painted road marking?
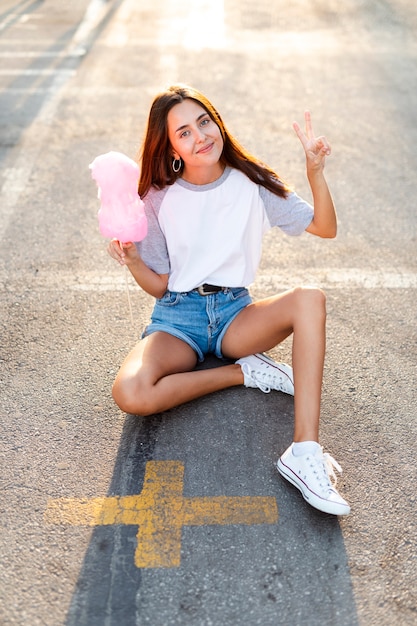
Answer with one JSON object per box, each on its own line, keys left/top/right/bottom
{"left": 0, "top": 69, "right": 76, "bottom": 76}
{"left": 2, "top": 269, "right": 416, "bottom": 293}
{"left": 44, "top": 460, "right": 278, "bottom": 568}
{"left": 0, "top": 51, "right": 84, "bottom": 57}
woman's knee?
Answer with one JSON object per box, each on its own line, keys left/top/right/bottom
{"left": 292, "top": 286, "right": 326, "bottom": 320}
{"left": 112, "top": 374, "right": 155, "bottom": 416}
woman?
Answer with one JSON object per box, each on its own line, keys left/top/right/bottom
{"left": 107, "top": 84, "right": 350, "bottom": 516}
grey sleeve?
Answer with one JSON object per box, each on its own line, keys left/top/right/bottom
{"left": 259, "top": 187, "right": 314, "bottom": 236}
{"left": 135, "top": 188, "right": 171, "bottom": 274}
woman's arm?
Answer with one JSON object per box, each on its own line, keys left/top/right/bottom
{"left": 293, "top": 111, "right": 337, "bottom": 238}
{"left": 107, "top": 239, "right": 168, "bottom": 298}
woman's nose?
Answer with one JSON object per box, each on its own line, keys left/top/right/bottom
{"left": 194, "top": 127, "right": 205, "bottom": 142}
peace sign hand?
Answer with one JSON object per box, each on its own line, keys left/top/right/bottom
{"left": 293, "top": 111, "right": 331, "bottom": 174}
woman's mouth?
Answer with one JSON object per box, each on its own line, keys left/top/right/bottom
{"left": 197, "top": 143, "right": 213, "bottom": 154}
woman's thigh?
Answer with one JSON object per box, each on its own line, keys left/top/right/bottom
{"left": 221, "top": 287, "right": 323, "bottom": 359}
{"left": 114, "top": 331, "right": 198, "bottom": 388}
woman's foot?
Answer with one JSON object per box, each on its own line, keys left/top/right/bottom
{"left": 276, "top": 443, "right": 350, "bottom": 516}
{"left": 236, "top": 353, "right": 294, "bottom": 395}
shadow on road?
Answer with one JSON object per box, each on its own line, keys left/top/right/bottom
{"left": 62, "top": 358, "right": 359, "bottom": 626}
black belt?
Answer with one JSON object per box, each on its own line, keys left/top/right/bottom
{"left": 195, "top": 283, "right": 224, "bottom": 296}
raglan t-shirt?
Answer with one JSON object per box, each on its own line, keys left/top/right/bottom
{"left": 136, "top": 167, "right": 313, "bottom": 292}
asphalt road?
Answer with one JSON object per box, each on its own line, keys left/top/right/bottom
{"left": 1, "top": 1, "right": 416, "bottom": 625}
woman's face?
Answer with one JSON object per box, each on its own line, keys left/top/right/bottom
{"left": 167, "top": 99, "right": 224, "bottom": 184}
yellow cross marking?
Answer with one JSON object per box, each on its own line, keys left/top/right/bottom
{"left": 45, "top": 460, "right": 278, "bottom": 568}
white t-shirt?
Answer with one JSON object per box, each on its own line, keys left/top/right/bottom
{"left": 136, "top": 167, "right": 313, "bottom": 292}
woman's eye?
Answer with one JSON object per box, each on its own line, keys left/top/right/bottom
{"left": 201, "top": 118, "right": 210, "bottom": 127}
{"left": 180, "top": 130, "right": 190, "bottom": 138}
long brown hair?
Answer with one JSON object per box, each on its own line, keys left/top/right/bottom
{"left": 138, "top": 84, "right": 290, "bottom": 199}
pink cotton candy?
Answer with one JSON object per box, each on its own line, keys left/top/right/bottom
{"left": 89, "top": 151, "right": 147, "bottom": 243}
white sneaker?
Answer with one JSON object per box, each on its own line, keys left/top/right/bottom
{"left": 276, "top": 444, "right": 351, "bottom": 516}
{"left": 236, "top": 353, "right": 294, "bottom": 395}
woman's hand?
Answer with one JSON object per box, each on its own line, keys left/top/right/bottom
{"left": 293, "top": 111, "right": 337, "bottom": 238}
{"left": 107, "top": 239, "right": 139, "bottom": 267}
{"left": 107, "top": 238, "right": 169, "bottom": 297}
{"left": 293, "top": 111, "right": 331, "bottom": 174}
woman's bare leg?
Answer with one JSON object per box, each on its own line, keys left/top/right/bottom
{"left": 112, "top": 286, "right": 326, "bottom": 433}
{"left": 221, "top": 286, "right": 326, "bottom": 442}
{"left": 112, "top": 331, "right": 244, "bottom": 416}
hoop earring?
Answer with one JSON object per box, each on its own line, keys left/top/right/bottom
{"left": 172, "top": 157, "right": 182, "bottom": 173}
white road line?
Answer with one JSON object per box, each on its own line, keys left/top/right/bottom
{"left": 0, "top": 39, "right": 74, "bottom": 45}
{"left": 255, "top": 270, "right": 417, "bottom": 290}
{"left": 1, "top": 270, "right": 416, "bottom": 293}
{"left": 0, "top": 32, "right": 341, "bottom": 54}
{"left": 3, "top": 86, "right": 140, "bottom": 94}
{"left": 0, "top": 271, "right": 138, "bottom": 293}
{"left": 0, "top": 51, "right": 85, "bottom": 58}
{"left": 0, "top": 4, "right": 44, "bottom": 31}
{"left": 70, "top": 0, "right": 109, "bottom": 51}
{"left": 0, "top": 14, "right": 21, "bottom": 33}
{"left": 0, "top": 69, "right": 76, "bottom": 76}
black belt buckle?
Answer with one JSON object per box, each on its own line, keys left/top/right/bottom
{"left": 197, "top": 283, "right": 222, "bottom": 296}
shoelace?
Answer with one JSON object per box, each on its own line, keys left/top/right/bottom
{"left": 323, "top": 452, "right": 343, "bottom": 488}
{"left": 242, "top": 363, "right": 286, "bottom": 393}
{"left": 307, "top": 450, "right": 343, "bottom": 493}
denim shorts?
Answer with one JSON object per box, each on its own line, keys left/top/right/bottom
{"left": 142, "top": 287, "right": 252, "bottom": 361}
